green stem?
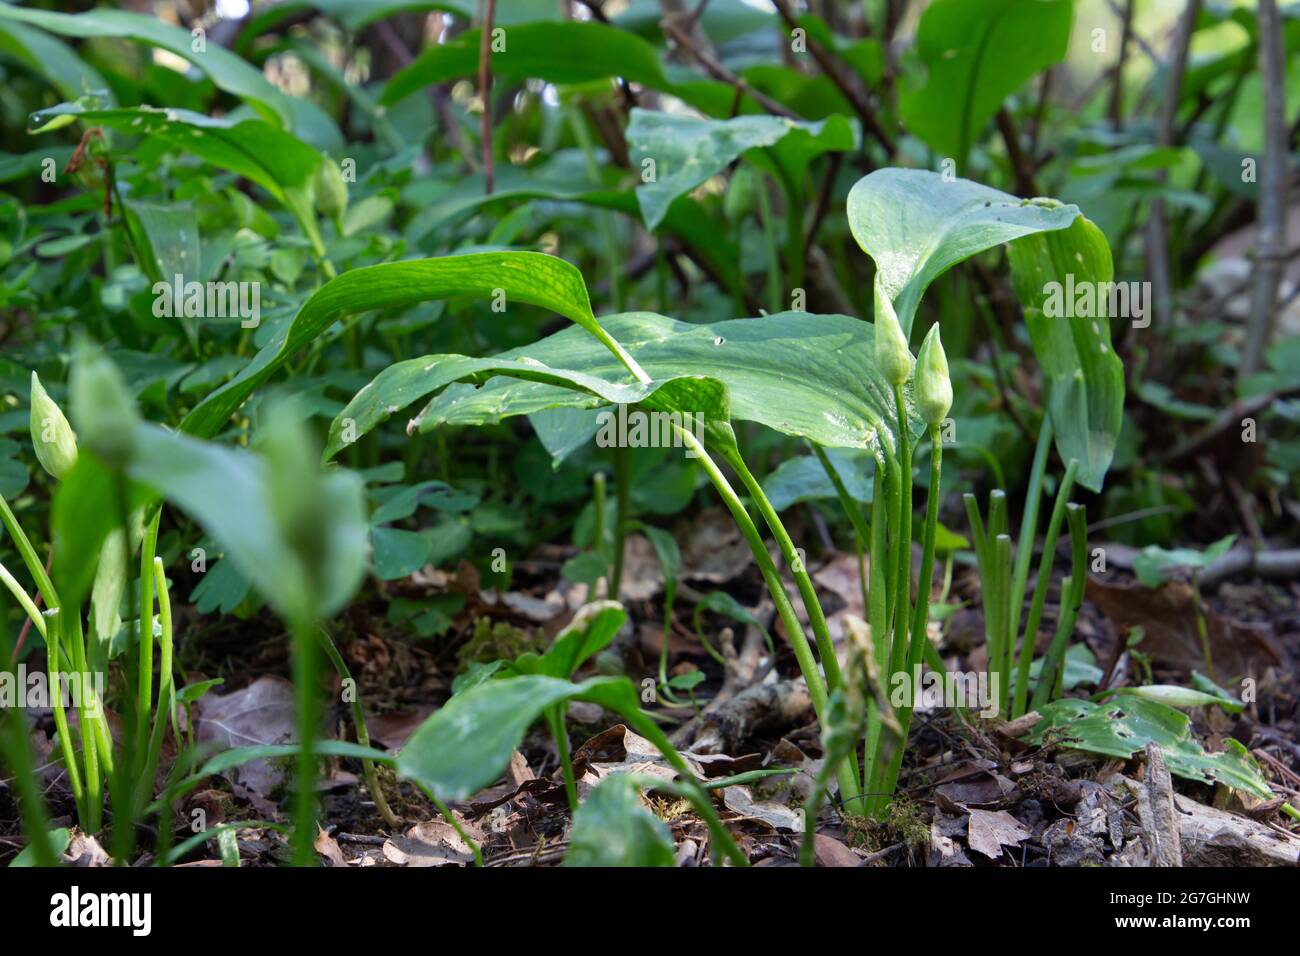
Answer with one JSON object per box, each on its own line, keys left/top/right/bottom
{"left": 1010, "top": 416, "right": 1053, "bottom": 640}
{"left": 290, "top": 614, "right": 320, "bottom": 866}
{"left": 875, "top": 428, "right": 943, "bottom": 814}
{"left": 1031, "top": 503, "right": 1088, "bottom": 711}
{"left": 548, "top": 705, "right": 578, "bottom": 814}
{"left": 678, "top": 427, "right": 862, "bottom": 813}
{"left": 719, "top": 445, "right": 844, "bottom": 694}
{"left": 888, "top": 385, "right": 913, "bottom": 678}
{"left": 1013, "top": 459, "right": 1077, "bottom": 718}
{"left": 862, "top": 462, "right": 890, "bottom": 800}
{"left": 0, "top": 620, "right": 56, "bottom": 865}
{"left": 316, "top": 625, "right": 399, "bottom": 828}
{"left": 134, "top": 507, "right": 161, "bottom": 779}
{"left": 610, "top": 444, "right": 629, "bottom": 597}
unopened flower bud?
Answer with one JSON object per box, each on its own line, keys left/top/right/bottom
{"left": 314, "top": 158, "right": 348, "bottom": 224}
{"left": 29, "top": 371, "right": 78, "bottom": 481}
{"left": 915, "top": 324, "right": 953, "bottom": 426}
{"left": 874, "top": 276, "right": 913, "bottom": 388}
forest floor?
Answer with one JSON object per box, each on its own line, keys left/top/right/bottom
{"left": 4, "top": 510, "right": 1298, "bottom": 867}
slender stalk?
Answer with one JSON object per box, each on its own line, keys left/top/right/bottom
{"left": 423, "top": 786, "right": 483, "bottom": 867}
{"left": 862, "top": 463, "right": 890, "bottom": 799}
{"left": 548, "top": 705, "right": 578, "bottom": 814}
{"left": 676, "top": 427, "right": 862, "bottom": 812}
{"left": 591, "top": 467, "right": 607, "bottom": 579}
{"left": 0, "top": 494, "right": 58, "bottom": 608}
{"left": 290, "top": 613, "right": 319, "bottom": 866}
{"left": 41, "top": 609, "right": 84, "bottom": 816}
{"left": 610, "top": 444, "right": 630, "bottom": 597}
{"left": 1031, "top": 503, "right": 1087, "bottom": 710}
{"left": 1013, "top": 459, "right": 1078, "bottom": 717}
{"left": 0, "top": 618, "right": 57, "bottom": 866}
{"left": 0, "top": 561, "right": 46, "bottom": 638}
{"left": 875, "top": 427, "right": 943, "bottom": 814}
{"left": 1010, "top": 416, "right": 1052, "bottom": 642}
{"left": 134, "top": 508, "right": 161, "bottom": 780}
{"left": 719, "top": 445, "right": 844, "bottom": 693}
{"left": 889, "top": 385, "right": 913, "bottom": 677}
{"left": 315, "top": 625, "right": 399, "bottom": 828}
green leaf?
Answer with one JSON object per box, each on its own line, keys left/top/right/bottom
{"left": 395, "top": 673, "right": 627, "bottom": 802}
{"left": 1132, "top": 534, "right": 1237, "bottom": 588}
{"left": 764, "top": 447, "right": 874, "bottom": 510}
{"left": 8, "top": 827, "right": 70, "bottom": 867}
{"left": 1110, "top": 685, "right": 1244, "bottom": 713}
{"left": 183, "top": 253, "right": 646, "bottom": 441}
{"left": 900, "top": 0, "right": 1073, "bottom": 162}
{"left": 370, "top": 526, "right": 431, "bottom": 581}
{"left": 29, "top": 104, "right": 321, "bottom": 210}
{"left": 341, "top": 311, "right": 910, "bottom": 462}
{"left": 0, "top": 5, "right": 292, "bottom": 126}
{"left": 382, "top": 21, "right": 670, "bottom": 108}
{"left": 190, "top": 560, "right": 252, "bottom": 616}
{"left": 527, "top": 602, "right": 627, "bottom": 680}
{"left": 565, "top": 773, "right": 675, "bottom": 867}
{"left": 124, "top": 422, "right": 367, "bottom": 620}
{"left": 1030, "top": 696, "right": 1274, "bottom": 799}
{"left": 561, "top": 550, "right": 610, "bottom": 588}
{"left": 847, "top": 168, "right": 1081, "bottom": 337}
{"left": 0, "top": 19, "right": 111, "bottom": 102}
{"left": 1007, "top": 215, "right": 1125, "bottom": 492}
{"left": 123, "top": 200, "right": 202, "bottom": 347}
{"left": 627, "top": 110, "right": 789, "bottom": 230}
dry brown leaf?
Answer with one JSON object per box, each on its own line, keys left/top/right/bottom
{"left": 813, "top": 834, "right": 859, "bottom": 867}
{"left": 192, "top": 675, "right": 296, "bottom": 795}
{"left": 382, "top": 820, "right": 479, "bottom": 867}
{"left": 966, "top": 808, "right": 1031, "bottom": 860}
{"left": 314, "top": 826, "right": 348, "bottom": 867}
{"left": 1086, "top": 577, "right": 1285, "bottom": 675}
{"left": 722, "top": 786, "right": 803, "bottom": 832}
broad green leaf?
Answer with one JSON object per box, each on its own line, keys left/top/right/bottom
{"left": 1110, "top": 685, "right": 1244, "bottom": 713}
{"left": 529, "top": 406, "right": 604, "bottom": 468}
{"left": 1030, "top": 697, "right": 1273, "bottom": 799}
{"left": 394, "top": 673, "right": 627, "bottom": 801}
{"left": 326, "top": 354, "right": 684, "bottom": 460}
{"left": 1007, "top": 215, "right": 1125, "bottom": 492}
{"left": 900, "top": 0, "right": 1073, "bottom": 162}
{"left": 1131, "top": 534, "right": 1237, "bottom": 588}
{"left": 182, "top": 252, "right": 648, "bottom": 440}
{"left": 343, "top": 311, "right": 910, "bottom": 462}
{"left": 123, "top": 199, "right": 202, "bottom": 347}
{"left": 764, "top": 447, "right": 874, "bottom": 510}
{"left": 382, "top": 21, "right": 670, "bottom": 108}
{"left": 8, "top": 828, "right": 70, "bottom": 867}
{"left": 404, "top": 169, "right": 741, "bottom": 295}
{"left": 123, "top": 422, "right": 367, "bottom": 620}
{"left": 627, "top": 110, "right": 790, "bottom": 230}
{"left": 28, "top": 103, "right": 321, "bottom": 214}
{"left": 0, "top": 19, "right": 111, "bottom": 102}
{"left": 240, "top": 1, "right": 562, "bottom": 57}
{"left": 51, "top": 453, "right": 147, "bottom": 612}
{"left": 370, "top": 526, "right": 431, "bottom": 581}
{"left": 565, "top": 773, "right": 675, "bottom": 867}
{"left": 536, "top": 602, "right": 627, "bottom": 680}
{"left": 848, "top": 169, "right": 1081, "bottom": 338}
{"left": 0, "top": 5, "right": 292, "bottom": 126}
{"left": 639, "top": 525, "right": 681, "bottom": 587}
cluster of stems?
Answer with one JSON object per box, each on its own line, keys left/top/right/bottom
{"left": 963, "top": 416, "right": 1088, "bottom": 720}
